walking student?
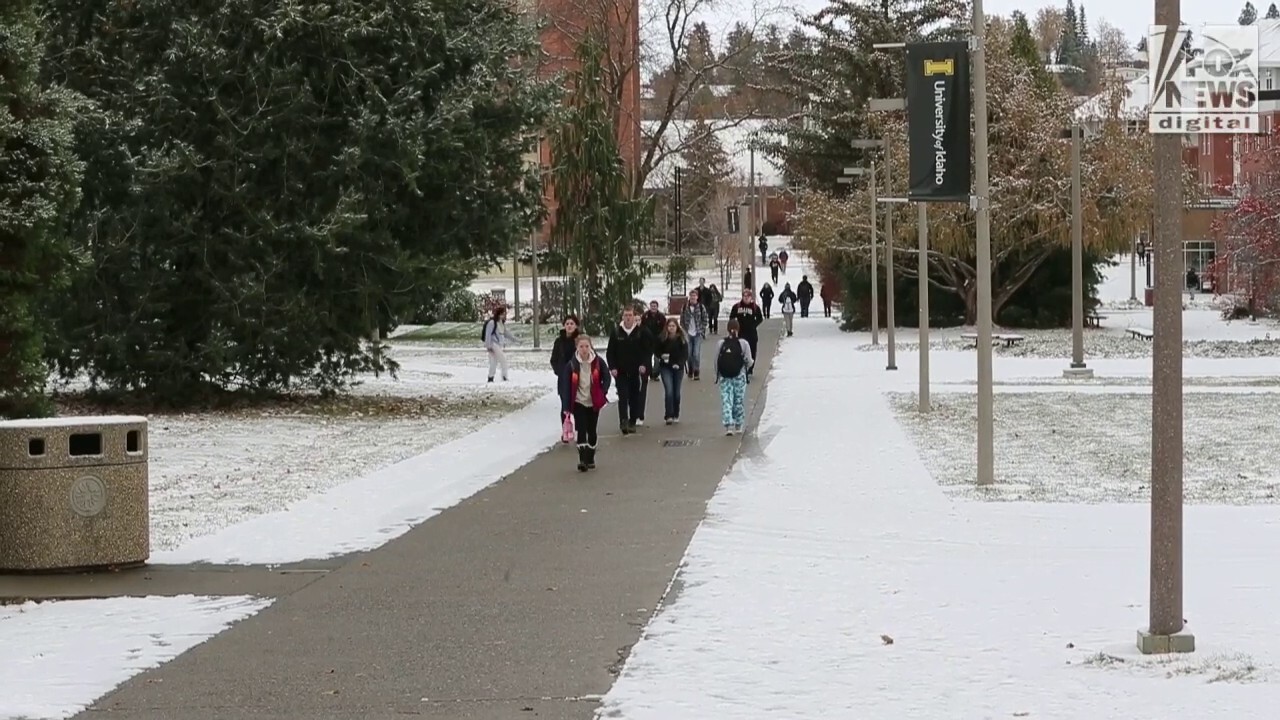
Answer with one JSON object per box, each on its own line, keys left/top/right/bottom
{"left": 706, "top": 283, "right": 723, "bottom": 334}
{"left": 778, "top": 283, "right": 797, "bottom": 336}
{"left": 820, "top": 282, "right": 834, "bottom": 317}
{"left": 769, "top": 256, "right": 781, "bottom": 284}
{"left": 715, "top": 320, "right": 754, "bottom": 435}
{"left": 779, "top": 248, "right": 789, "bottom": 274}
{"left": 558, "top": 335, "right": 611, "bottom": 472}
{"left": 482, "top": 306, "right": 517, "bottom": 382}
{"left": 549, "top": 314, "right": 581, "bottom": 427}
{"left": 729, "top": 289, "right": 764, "bottom": 381}
{"left": 655, "top": 318, "right": 689, "bottom": 424}
{"left": 606, "top": 306, "right": 653, "bottom": 433}
{"left": 759, "top": 282, "right": 774, "bottom": 318}
{"left": 797, "top": 275, "right": 815, "bottom": 318}
{"left": 681, "top": 289, "right": 708, "bottom": 380}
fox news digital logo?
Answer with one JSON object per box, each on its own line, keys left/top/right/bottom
{"left": 1148, "top": 24, "right": 1260, "bottom": 133}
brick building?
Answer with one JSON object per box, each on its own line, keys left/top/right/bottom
{"left": 527, "top": 0, "right": 642, "bottom": 245}
{"left": 1075, "top": 21, "right": 1280, "bottom": 293}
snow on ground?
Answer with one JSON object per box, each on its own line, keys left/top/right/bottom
{"left": 1, "top": 595, "right": 270, "bottom": 719}
{"left": 145, "top": 342, "right": 563, "bottom": 563}
{"left": 891, "top": 389, "right": 1280, "bottom": 503}
{"left": 598, "top": 319, "right": 1280, "bottom": 720}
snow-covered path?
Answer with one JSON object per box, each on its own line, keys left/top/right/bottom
{"left": 599, "top": 320, "right": 1280, "bottom": 719}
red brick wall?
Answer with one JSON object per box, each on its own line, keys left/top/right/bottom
{"left": 535, "top": 0, "right": 641, "bottom": 247}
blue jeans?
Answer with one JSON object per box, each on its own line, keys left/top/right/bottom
{"left": 687, "top": 335, "right": 703, "bottom": 375}
{"left": 659, "top": 365, "right": 684, "bottom": 418}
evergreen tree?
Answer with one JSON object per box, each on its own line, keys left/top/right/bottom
{"left": 42, "top": 0, "right": 554, "bottom": 398}
{"left": 1057, "top": 0, "right": 1081, "bottom": 65}
{"left": 1077, "top": 4, "right": 1089, "bottom": 43}
{"left": 1011, "top": 11, "right": 1055, "bottom": 90}
{"left": 1267, "top": 3, "right": 1279, "bottom": 19}
{"left": 1136, "top": 36, "right": 1147, "bottom": 52}
{"left": 677, "top": 115, "right": 732, "bottom": 251}
{"left": 1242, "top": 2, "right": 1259, "bottom": 23}
{"left": 550, "top": 30, "right": 652, "bottom": 333}
{"left": 765, "top": 0, "right": 968, "bottom": 189}
{"left": 0, "top": 0, "right": 83, "bottom": 416}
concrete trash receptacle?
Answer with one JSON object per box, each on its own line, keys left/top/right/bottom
{"left": 0, "top": 415, "right": 149, "bottom": 572}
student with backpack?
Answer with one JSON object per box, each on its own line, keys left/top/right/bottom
{"left": 778, "top": 283, "right": 797, "bottom": 336}
{"left": 482, "top": 306, "right": 517, "bottom": 382}
{"left": 714, "top": 320, "right": 754, "bottom": 435}
{"left": 557, "top": 335, "right": 611, "bottom": 472}
{"left": 605, "top": 306, "right": 653, "bottom": 433}
{"left": 729, "top": 289, "right": 764, "bottom": 380}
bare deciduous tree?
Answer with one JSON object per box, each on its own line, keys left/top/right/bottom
{"left": 1033, "top": 7, "right": 1066, "bottom": 62}
{"left": 539, "top": 0, "right": 785, "bottom": 198}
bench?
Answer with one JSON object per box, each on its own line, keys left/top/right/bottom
{"left": 1085, "top": 313, "right": 1107, "bottom": 328}
{"left": 1126, "top": 326, "right": 1153, "bottom": 340}
{"left": 959, "top": 333, "right": 1025, "bottom": 348}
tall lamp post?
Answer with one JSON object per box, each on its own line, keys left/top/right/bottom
{"left": 1138, "top": 6, "right": 1193, "bottom": 655}
{"left": 839, "top": 163, "right": 878, "bottom": 344}
{"left": 971, "top": 0, "right": 995, "bottom": 485}
{"left": 1063, "top": 124, "right": 1092, "bottom": 378}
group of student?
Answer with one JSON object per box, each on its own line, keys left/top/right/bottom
{"left": 548, "top": 285, "right": 766, "bottom": 472}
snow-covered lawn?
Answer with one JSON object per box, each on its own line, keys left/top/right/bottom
{"left": 891, "top": 390, "right": 1280, "bottom": 503}
{"left": 41, "top": 342, "right": 558, "bottom": 559}
{"left": 598, "top": 318, "right": 1280, "bottom": 720}
{"left": 1, "top": 595, "right": 270, "bottom": 719}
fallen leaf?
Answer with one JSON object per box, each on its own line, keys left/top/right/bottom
{"left": 881, "top": 634, "right": 894, "bottom": 645}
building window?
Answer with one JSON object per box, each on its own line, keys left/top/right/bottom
{"left": 1183, "top": 240, "right": 1216, "bottom": 290}
{"left": 1268, "top": 74, "right": 1274, "bottom": 90}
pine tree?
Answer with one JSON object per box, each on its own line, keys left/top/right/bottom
{"left": 1011, "top": 11, "right": 1055, "bottom": 90}
{"left": 0, "top": 0, "right": 83, "bottom": 416}
{"left": 1136, "top": 36, "right": 1147, "bottom": 52}
{"left": 550, "top": 30, "right": 652, "bottom": 332}
{"left": 1267, "top": 3, "right": 1279, "bottom": 18}
{"left": 42, "top": 0, "right": 555, "bottom": 398}
{"left": 1057, "top": 0, "right": 1081, "bottom": 65}
{"left": 1077, "top": 4, "right": 1089, "bottom": 42}
{"left": 765, "top": 0, "right": 968, "bottom": 188}
{"left": 677, "top": 115, "right": 732, "bottom": 251}
{"left": 1242, "top": 2, "right": 1258, "bottom": 24}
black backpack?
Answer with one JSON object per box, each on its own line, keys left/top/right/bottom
{"left": 717, "top": 338, "right": 745, "bottom": 378}
{"left": 480, "top": 319, "right": 493, "bottom": 343}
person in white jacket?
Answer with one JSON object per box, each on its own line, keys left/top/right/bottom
{"left": 483, "top": 306, "right": 518, "bottom": 382}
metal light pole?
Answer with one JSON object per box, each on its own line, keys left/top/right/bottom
{"left": 1139, "top": 3, "right": 1192, "bottom": 654}
{"left": 918, "top": 202, "right": 930, "bottom": 411}
{"left": 883, "top": 148, "right": 897, "bottom": 371}
{"left": 1065, "top": 124, "right": 1091, "bottom": 378}
{"left": 844, "top": 164, "right": 880, "bottom": 343}
{"left": 531, "top": 227, "right": 541, "bottom": 349}
{"left": 972, "top": 0, "right": 995, "bottom": 485}
{"left": 1130, "top": 239, "right": 1139, "bottom": 302}
{"left": 512, "top": 249, "right": 520, "bottom": 317}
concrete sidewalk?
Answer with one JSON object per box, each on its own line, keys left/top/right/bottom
{"left": 74, "top": 324, "right": 781, "bottom": 720}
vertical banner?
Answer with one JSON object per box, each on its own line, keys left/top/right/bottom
{"left": 905, "top": 41, "right": 971, "bottom": 202}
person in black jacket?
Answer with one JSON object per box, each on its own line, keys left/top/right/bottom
{"left": 728, "top": 289, "right": 764, "bottom": 380}
{"left": 605, "top": 306, "right": 653, "bottom": 434}
{"left": 654, "top": 318, "right": 690, "bottom": 423}
{"left": 796, "top": 276, "right": 815, "bottom": 318}
{"left": 759, "top": 283, "right": 774, "bottom": 318}
{"left": 639, "top": 300, "right": 666, "bottom": 406}
{"left": 548, "top": 315, "right": 581, "bottom": 423}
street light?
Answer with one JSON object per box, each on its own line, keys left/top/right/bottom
{"left": 860, "top": 124, "right": 899, "bottom": 371}
{"left": 1139, "top": 6, "right": 1193, "bottom": 655}
{"left": 843, "top": 163, "right": 879, "bottom": 344}
{"left": 1061, "top": 124, "right": 1092, "bottom": 378}
{"left": 972, "top": 0, "right": 995, "bottom": 485}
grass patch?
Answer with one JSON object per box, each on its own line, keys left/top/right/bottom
{"left": 50, "top": 387, "right": 537, "bottom": 419}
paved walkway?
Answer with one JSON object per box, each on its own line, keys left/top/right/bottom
{"left": 63, "top": 323, "right": 781, "bottom": 720}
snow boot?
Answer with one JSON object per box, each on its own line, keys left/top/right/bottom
{"left": 586, "top": 446, "right": 596, "bottom": 469}
{"left": 577, "top": 446, "right": 588, "bottom": 472}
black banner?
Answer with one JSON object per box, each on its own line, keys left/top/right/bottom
{"left": 906, "top": 41, "right": 971, "bottom": 202}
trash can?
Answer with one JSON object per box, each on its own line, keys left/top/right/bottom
{"left": 0, "top": 416, "right": 149, "bottom": 572}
